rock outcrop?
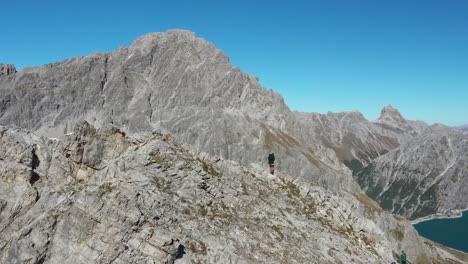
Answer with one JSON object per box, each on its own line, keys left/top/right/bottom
{"left": 377, "top": 104, "right": 410, "bottom": 131}
{"left": 0, "top": 64, "right": 16, "bottom": 77}
{"left": 0, "top": 123, "right": 466, "bottom": 263}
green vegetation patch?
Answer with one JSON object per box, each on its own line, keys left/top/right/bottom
{"left": 187, "top": 240, "right": 207, "bottom": 256}
{"left": 98, "top": 182, "right": 115, "bottom": 197}
{"left": 198, "top": 206, "right": 208, "bottom": 217}
{"left": 279, "top": 177, "right": 301, "bottom": 199}
{"left": 343, "top": 159, "right": 364, "bottom": 174}
{"left": 149, "top": 151, "right": 167, "bottom": 165}
{"left": 152, "top": 176, "right": 172, "bottom": 192}
{"left": 197, "top": 158, "right": 222, "bottom": 177}
{"left": 410, "top": 184, "right": 438, "bottom": 219}
{"left": 272, "top": 225, "right": 284, "bottom": 240}
{"left": 286, "top": 181, "right": 301, "bottom": 198}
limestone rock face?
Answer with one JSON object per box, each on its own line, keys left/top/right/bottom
{"left": 0, "top": 64, "right": 16, "bottom": 77}
{"left": 294, "top": 105, "right": 468, "bottom": 220}
{"left": 0, "top": 123, "right": 466, "bottom": 264}
{"left": 294, "top": 111, "right": 401, "bottom": 165}
{"left": 377, "top": 104, "right": 409, "bottom": 130}
{"left": 0, "top": 30, "right": 356, "bottom": 192}
{"left": 0, "top": 30, "right": 466, "bottom": 223}
{"left": 351, "top": 124, "right": 468, "bottom": 219}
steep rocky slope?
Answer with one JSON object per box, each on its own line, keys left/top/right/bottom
{"left": 294, "top": 105, "right": 427, "bottom": 167}
{"left": 1, "top": 123, "right": 467, "bottom": 263}
{"left": 350, "top": 124, "right": 468, "bottom": 219}
{"left": 295, "top": 105, "right": 468, "bottom": 220}
{"left": 0, "top": 30, "right": 466, "bottom": 222}
{"left": 0, "top": 30, "right": 354, "bottom": 192}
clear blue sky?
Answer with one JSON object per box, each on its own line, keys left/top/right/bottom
{"left": 1, "top": 0, "right": 467, "bottom": 126}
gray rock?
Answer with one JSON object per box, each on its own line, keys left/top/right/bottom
{"left": 0, "top": 123, "right": 466, "bottom": 263}
{"left": 0, "top": 29, "right": 465, "bottom": 224}
{"left": 455, "top": 124, "right": 468, "bottom": 132}
{"left": 351, "top": 124, "right": 468, "bottom": 219}
{"left": 0, "top": 30, "right": 356, "bottom": 193}
{"left": 0, "top": 64, "right": 16, "bottom": 77}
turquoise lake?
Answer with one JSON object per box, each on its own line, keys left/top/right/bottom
{"left": 414, "top": 211, "right": 468, "bottom": 253}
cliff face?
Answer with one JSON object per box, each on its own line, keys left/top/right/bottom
{"left": 0, "top": 64, "right": 16, "bottom": 77}
{"left": 0, "top": 123, "right": 466, "bottom": 264}
{"left": 0, "top": 30, "right": 356, "bottom": 192}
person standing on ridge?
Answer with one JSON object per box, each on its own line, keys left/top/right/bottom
{"left": 268, "top": 153, "right": 275, "bottom": 175}
{"left": 400, "top": 250, "right": 407, "bottom": 264}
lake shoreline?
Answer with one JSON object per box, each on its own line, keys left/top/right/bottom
{"left": 411, "top": 208, "right": 468, "bottom": 225}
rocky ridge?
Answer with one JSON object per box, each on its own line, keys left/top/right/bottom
{"left": 0, "top": 30, "right": 355, "bottom": 193}
{"left": 456, "top": 125, "right": 468, "bottom": 132}
{"left": 0, "top": 30, "right": 466, "bottom": 224}
{"left": 1, "top": 122, "right": 467, "bottom": 263}
{"left": 295, "top": 105, "right": 468, "bottom": 220}
{"left": 376, "top": 105, "right": 412, "bottom": 132}
{"left": 350, "top": 124, "right": 468, "bottom": 219}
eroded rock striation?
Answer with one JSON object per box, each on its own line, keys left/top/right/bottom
{"left": 351, "top": 124, "right": 468, "bottom": 219}
{"left": 0, "top": 30, "right": 467, "bottom": 233}
{"left": 0, "top": 30, "right": 356, "bottom": 192}
{"left": 294, "top": 105, "right": 468, "bottom": 220}
{"left": 0, "top": 123, "right": 466, "bottom": 263}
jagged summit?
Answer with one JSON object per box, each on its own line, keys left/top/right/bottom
{"left": 378, "top": 104, "right": 405, "bottom": 121}
{"left": 0, "top": 29, "right": 350, "bottom": 192}
{"left": 376, "top": 104, "right": 409, "bottom": 129}
{"left": 129, "top": 30, "right": 223, "bottom": 61}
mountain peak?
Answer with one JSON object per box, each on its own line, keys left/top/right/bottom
{"left": 128, "top": 29, "right": 231, "bottom": 70}
{"left": 130, "top": 30, "right": 205, "bottom": 51}
{"left": 377, "top": 104, "right": 408, "bottom": 128}
{"left": 456, "top": 124, "right": 468, "bottom": 132}
{"left": 135, "top": 29, "right": 196, "bottom": 42}
{"left": 380, "top": 104, "right": 399, "bottom": 115}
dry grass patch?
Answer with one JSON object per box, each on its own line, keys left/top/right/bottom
{"left": 354, "top": 192, "right": 383, "bottom": 215}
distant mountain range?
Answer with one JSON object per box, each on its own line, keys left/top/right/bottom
{"left": 456, "top": 125, "right": 468, "bottom": 132}
{"left": 1, "top": 30, "right": 467, "bottom": 262}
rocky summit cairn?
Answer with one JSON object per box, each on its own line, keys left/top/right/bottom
{"left": 0, "top": 64, "right": 16, "bottom": 77}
